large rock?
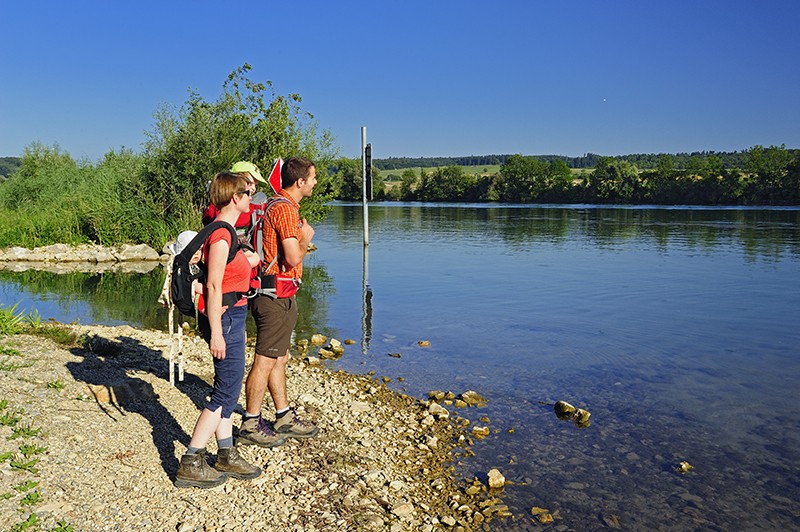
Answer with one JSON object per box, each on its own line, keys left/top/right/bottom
{"left": 114, "top": 244, "right": 160, "bottom": 261}
{"left": 0, "top": 243, "right": 160, "bottom": 263}
{"left": 487, "top": 468, "right": 505, "bottom": 489}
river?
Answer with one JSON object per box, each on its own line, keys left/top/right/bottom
{"left": 2, "top": 203, "right": 799, "bottom": 530}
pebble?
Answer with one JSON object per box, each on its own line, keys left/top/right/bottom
{"left": 0, "top": 325, "right": 509, "bottom": 531}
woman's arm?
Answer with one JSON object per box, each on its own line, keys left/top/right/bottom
{"left": 205, "top": 237, "right": 229, "bottom": 360}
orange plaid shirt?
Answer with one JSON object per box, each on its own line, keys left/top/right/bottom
{"left": 261, "top": 189, "right": 303, "bottom": 280}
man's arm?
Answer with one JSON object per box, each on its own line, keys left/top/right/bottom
{"left": 281, "top": 219, "right": 314, "bottom": 268}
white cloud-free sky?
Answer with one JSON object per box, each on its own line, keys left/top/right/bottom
{"left": 2, "top": 1, "right": 798, "bottom": 162}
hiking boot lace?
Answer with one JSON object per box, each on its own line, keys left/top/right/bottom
{"left": 256, "top": 416, "right": 277, "bottom": 436}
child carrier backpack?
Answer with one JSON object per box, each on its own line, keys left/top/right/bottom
{"left": 243, "top": 196, "right": 301, "bottom": 299}
{"left": 170, "top": 221, "right": 243, "bottom": 317}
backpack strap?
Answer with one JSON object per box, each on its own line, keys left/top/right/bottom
{"left": 178, "top": 221, "right": 238, "bottom": 265}
{"left": 179, "top": 221, "right": 244, "bottom": 316}
{"left": 252, "top": 196, "right": 299, "bottom": 298}
{"left": 259, "top": 196, "right": 294, "bottom": 269}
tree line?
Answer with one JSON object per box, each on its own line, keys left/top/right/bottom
{"left": 334, "top": 147, "right": 800, "bottom": 205}
{"left": 373, "top": 150, "right": 793, "bottom": 172}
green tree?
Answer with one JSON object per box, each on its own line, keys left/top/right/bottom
{"left": 417, "top": 166, "right": 473, "bottom": 201}
{"left": 586, "top": 158, "right": 639, "bottom": 203}
{"left": 398, "top": 169, "right": 418, "bottom": 200}
{"left": 744, "top": 144, "right": 796, "bottom": 203}
{"left": 140, "top": 63, "right": 336, "bottom": 227}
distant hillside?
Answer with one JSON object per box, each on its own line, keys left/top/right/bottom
{"left": 374, "top": 150, "right": 799, "bottom": 171}
{"left": 0, "top": 157, "right": 21, "bottom": 179}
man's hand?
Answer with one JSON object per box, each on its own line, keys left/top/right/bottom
{"left": 299, "top": 219, "right": 315, "bottom": 244}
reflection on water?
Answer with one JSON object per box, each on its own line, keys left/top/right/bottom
{"left": 0, "top": 267, "right": 169, "bottom": 328}
{"left": 1, "top": 204, "right": 799, "bottom": 530}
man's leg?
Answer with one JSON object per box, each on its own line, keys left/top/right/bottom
{"left": 244, "top": 354, "right": 276, "bottom": 416}
{"left": 238, "top": 295, "right": 289, "bottom": 448}
{"left": 266, "top": 351, "right": 290, "bottom": 412}
{"left": 239, "top": 355, "right": 287, "bottom": 448}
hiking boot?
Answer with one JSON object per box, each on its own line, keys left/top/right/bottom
{"left": 174, "top": 449, "right": 228, "bottom": 489}
{"left": 215, "top": 446, "right": 262, "bottom": 480}
{"left": 238, "top": 415, "right": 288, "bottom": 448}
{"left": 274, "top": 408, "right": 319, "bottom": 439}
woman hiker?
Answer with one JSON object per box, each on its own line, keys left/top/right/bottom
{"left": 175, "top": 171, "right": 263, "bottom": 488}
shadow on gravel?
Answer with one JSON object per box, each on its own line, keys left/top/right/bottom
{"left": 66, "top": 333, "right": 213, "bottom": 480}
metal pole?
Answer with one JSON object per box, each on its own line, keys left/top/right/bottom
{"left": 361, "top": 126, "right": 369, "bottom": 246}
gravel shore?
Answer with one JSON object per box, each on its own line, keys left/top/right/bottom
{"left": 0, "top": 323, "right": 508, "bottom": 531}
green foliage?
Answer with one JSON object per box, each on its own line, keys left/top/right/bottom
{"left": 0, "top": 64, "right": 336, "bottom": 249}
{"left": 1, "top": 346, "right": 21, "bottom": 356}
{"left": 141, "top": 63, "right": 337, "bottom": 226}
{"left": 14, "top": 480, "right": 39, "bottom": 492}
{"left": 416, "top": 166, "right": 483, "bottom": 201}
{"left": 27, "top": 324, "right": 80, "bottom": 346}
{"left": 0, "top": 303, "right": 25, "bottom": 335}
{"left": 9, "top": 456, "right": 39, "bottom": 473}
{"left": 586, "top": 158, "right": 640, "bottom": 203}
{"left": 0, "top": 156, "right": 22, "bottom": 178}
{"left": 46, "top": 379, "right": 66, "bottom": 391}
{"left": 0, "top": 359, "right": 34, "bottom": 372}
{"left": 8, "top": 423, "right": 42, "bottom": 440}
{"left": 11, "top": 513, "right": 39, "bottom": 532}
{"left": 18, "top": 443, "right": 47, "bottom": 458}
{"left": 329, "top": 157, "right": 361, "bottom": 200}
{"left": 0, "top": 408, "right": 23, "bottom": 426}
{"left": 50, "top": 521, "right": 75, "bottom": 532}
{"left": 20, "top": 490, "right": 40, "bottom": 506}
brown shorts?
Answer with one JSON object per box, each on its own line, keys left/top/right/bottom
{"left": 250, "top": 295, "right": 298, "bottom": 358}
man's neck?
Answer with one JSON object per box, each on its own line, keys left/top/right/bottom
{"left": 282, "top": 186, "right": 303, "bottom": 204}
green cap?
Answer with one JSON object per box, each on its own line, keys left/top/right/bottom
{"left": 230, "top": 161, "right": 265, "bottom": 183}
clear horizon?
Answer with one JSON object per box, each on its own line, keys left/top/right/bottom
{"left": 2, "top": 1, "right": 799, "bottom": 163}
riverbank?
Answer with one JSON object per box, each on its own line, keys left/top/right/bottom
{"left": 0, "top": 323, "right": 509, "bottom": 531}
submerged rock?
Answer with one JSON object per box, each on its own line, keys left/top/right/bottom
{"left": 554, "top": 400, "right": 576, "bottom": 417}
{"left": 472, "top": 426, "right": 490, "bottom": 439}
{"left": 311, "top": 334, "right": 327, "bottom": 345}
{"left": 459, "top": 390, "right": 488, "bottom": 407}
{"left": 487, "top": 469, "right": 505, "bottom": 489}
{"left": 428, "top": 390, "right": 446, "bottom": 401}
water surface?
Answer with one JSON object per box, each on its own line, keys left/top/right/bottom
{"left": 2, "top": 204, "right": 799, "bottom": 530}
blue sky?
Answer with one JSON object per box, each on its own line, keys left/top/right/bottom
{"left": 1, "top": 1, "right": 798, "bottom": 162}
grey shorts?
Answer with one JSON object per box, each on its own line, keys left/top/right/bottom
{"left": 249, "top": 295, "right": 297, "bottom": 358}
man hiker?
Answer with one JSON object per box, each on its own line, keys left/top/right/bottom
{"left": 238, "top": 156, "right": 320, "bottom": 447}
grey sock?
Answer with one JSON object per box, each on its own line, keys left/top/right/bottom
{"left": 186, "top": 446, "right": 203, "bottom": 455}
{"left": 217, "top": 437, "right": 233, "bottom": 449}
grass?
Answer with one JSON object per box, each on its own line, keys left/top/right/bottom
{"left": 0, "top": 346, "right": 21, "bottom": 356}
{"left": 0, "top": 398, "right": 74, "bottom": 530}
{"left": 0, "top": 359, "right": 35, "bottom": 372}
{"left": 19, "top": 443, "right": 48, "bottom": 458}
{"left": 0, "top": 303, "right": 25, "bottom": 335}
{"left": 46, "top": 379, "right": 66, "bottom": 391}
{"left": 9, "top": 424, "right": 42, "bottom": 440}
{"left": 14, "top": 481, "right": 39, "bottom": 492}
{"left": 0, "top": 408, "right": 23, "bottom": 426}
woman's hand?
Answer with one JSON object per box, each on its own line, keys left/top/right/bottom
{"left": 210, "top": 330, "right": 226, "bottom": 360}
